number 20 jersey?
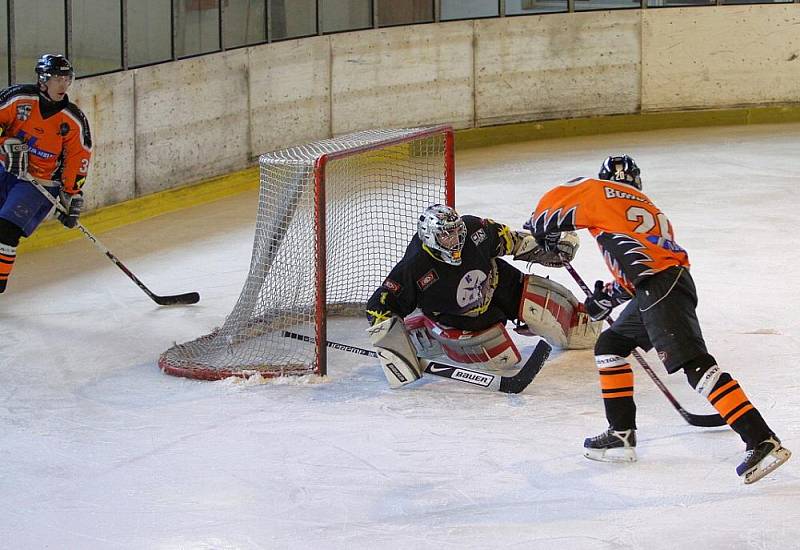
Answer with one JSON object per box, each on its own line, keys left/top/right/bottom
{"left": 529, "top": 177, "right": 690, "bottom": 294}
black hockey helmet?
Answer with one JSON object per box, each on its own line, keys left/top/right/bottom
{"left": 35, "top": 54, "right": 74, "bottom": 85}
{"left": 599, "top": 155, "right": 642, "bottom": 190}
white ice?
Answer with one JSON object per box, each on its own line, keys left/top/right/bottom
{"left": 2, "top": 123, "right": 799, "bottom": 549}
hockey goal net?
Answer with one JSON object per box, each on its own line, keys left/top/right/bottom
{"left": 159, "top": 125, "right": 455, "bottom": 380}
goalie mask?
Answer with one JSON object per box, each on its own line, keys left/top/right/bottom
{"left": 599, "top": 155, "right": 642, "bottom": 190}
{"left": 417, "top": 204, "right": 467, "bottom": 266}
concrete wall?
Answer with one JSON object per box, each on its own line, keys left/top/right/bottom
{"left": 331, "top": 22, "right": 475, "bottom": 133}
{"left": 642, "top": 6, "right": 800, "bottom": 112}
{"left": 73, "top": 72, "right": 136, "bottom": 211}
{"left": 248, "top": 37, "right": 331, "bottom": 155}
{"left": 134, "top": 51, "right": 251, "bottom": 196}
{"left": 67, "top": 4, "right": 800, "bottom": 211}
{"left": 474, "top": 11, "right": 641, "bottom": 126}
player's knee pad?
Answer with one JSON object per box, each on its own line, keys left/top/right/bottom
{"left": 405, "top": 314, "right": 521, "bottom": 370}
{"left": 594, "top": 329, "right": 638, "bottom": 358}
{"left": 518, "top": 274, "right": 601, "bottom": 349}
{"left": 681, "top": 353, "right": 722, "bottom": 397}
{"left": 0, "top": 218, "right": 23, "bottom": 246}
{"left": 367, "top": 316, "right": 423, "bottom": 389}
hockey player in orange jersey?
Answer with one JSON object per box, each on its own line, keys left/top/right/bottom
{"left": 526, "top": 155, "right": 790, "bottom": 484}
{"left": 0, "top": 54, "right": 92, "bottom": 292}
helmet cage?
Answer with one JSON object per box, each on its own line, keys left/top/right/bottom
{"left": 418, "top": 205, "right": 467, "bottom": 265}
{"left": 599, "top": 155, "right": 642, "bottom": 190}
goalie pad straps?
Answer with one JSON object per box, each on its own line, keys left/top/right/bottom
{"left": 518, "top": 274, "right": 601, "bottom": 349}
{"left": 404, "top": 315, "right": 445, "bottom": 359}
{"left": 2, "top": 138, "right": 29, "bottom": 177}
{"left": 367, "top": 316, "right": 423, "bottom": 389}
{"left": 404, "top": 314, "right": 521, "bottom": 370}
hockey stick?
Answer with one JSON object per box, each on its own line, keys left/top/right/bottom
{"left": 282, "top": 330, "right": 552, "bottom": 394}
{"left": 28, "top": 177, "right": 200, "bottom": 306}
{"left": 562, "top": 260, "right": 725, "bottom": 427}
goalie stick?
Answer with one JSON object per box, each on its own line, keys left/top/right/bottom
{"left": 282, "top": 331, "right": 552, "bottom": 394}
{"left": 562, "top": 260, "right": 725, "bottom": 428}
{"left": 28, "top": 177, "right": 200, "bottom": 306}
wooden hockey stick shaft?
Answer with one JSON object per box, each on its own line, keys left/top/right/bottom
{"left": 281, "top": 330, "right": 551, "bottom": 394}
{"left": 27, "top": 177, "right": 199, "bottom": 306}
{"left": 562, "top": 260, "right": 725, "bottom": 427}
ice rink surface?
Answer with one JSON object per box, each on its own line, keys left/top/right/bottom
{"left": 2, "top": 123, "right": 799, "bottom": 549}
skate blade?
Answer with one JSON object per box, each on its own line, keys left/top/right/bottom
{"left": 584, "top": 447, "right": 637, "bottom": 463}
{"left": 743, "top": 446, "right": 792, "bottom": 485}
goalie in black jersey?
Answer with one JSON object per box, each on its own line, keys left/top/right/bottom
{"left": 365, "top": 204, "right": 601, "bottom": 390}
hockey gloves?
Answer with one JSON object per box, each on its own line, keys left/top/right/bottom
{"left": 57, "top": 191, "right": 83, "bottom": 229}
{"left": 1, "top": 138, "right": 29, "bottom": 177}
{"left": 536, "top": 232, "right": 562, "bottom": 253}
{"left": 584, "top": 280, "right": 630, "bottom": 321}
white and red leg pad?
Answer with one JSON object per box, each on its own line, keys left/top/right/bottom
{"left": 404, "top": 314, "right": 521, "bottom": 370}
{"left": 367, "top": 316, "right": 423, "bottom": 389}
{"left": 518, "top": 274, "right": 601, "bottom": 350}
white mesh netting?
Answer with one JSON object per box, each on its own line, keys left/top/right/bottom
{"left": 159, "top": 126, "right": 453, "bottom": 380}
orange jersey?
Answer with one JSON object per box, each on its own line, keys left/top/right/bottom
{"left": 0, "top": 84, "right": 92, "bottom": 194}
{"left": 529, "top": 177, "right": 690, "bottom": 294}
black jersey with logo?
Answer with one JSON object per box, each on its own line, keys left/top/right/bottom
{"left": 366, "top": 215, "right": 523, "bottom": 330}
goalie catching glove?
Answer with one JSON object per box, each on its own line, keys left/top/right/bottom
{"left": 513, "top": 230, "right": 579, "bottom": 267}
{"left": 56, "top": 191, "right": 83, "bottom": 229}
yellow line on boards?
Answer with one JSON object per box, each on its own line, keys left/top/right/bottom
{"left": 19, "top": 167, "right": 260, "bottom": 254}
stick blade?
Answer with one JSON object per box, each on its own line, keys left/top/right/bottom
{"left": 499, "top": 339, "right": 552, "bottom": 394}
{"left": 153, "top": 292, "right": 200, "bottom": 306}
{"left": 683, "top": 411, "right": 726, "bottom": 427}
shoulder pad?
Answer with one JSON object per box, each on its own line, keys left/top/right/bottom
{"left": 65, "top": 102, "right": 93, "bottom": 148}
{"left": 0, "top": 84, "right": 39, "bottom": 106}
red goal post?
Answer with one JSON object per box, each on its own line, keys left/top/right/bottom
{"left": 159, "top": 125, "right": 455, "bottom": 380}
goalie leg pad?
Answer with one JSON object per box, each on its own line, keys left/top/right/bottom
{"left": 404, "top": 314, "right": 445, "bottom": 359}
{"left": 568, "top": 304, "right": 603, "bottom": 350}
{"left": 518, "top": 274, "right": 601, "bottom": 349}
{"left": 367, "top": 316, "right": 423, "bottom": 389}
{"left": 406, "top": 315, "right": 521, "bottom": 370}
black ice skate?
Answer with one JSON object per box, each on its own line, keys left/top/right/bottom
{"left": 584, "top": 428, "right": 637, "bottom": 463}
{"left": 736, "top": 436, "right": 791, "bottom": 485}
